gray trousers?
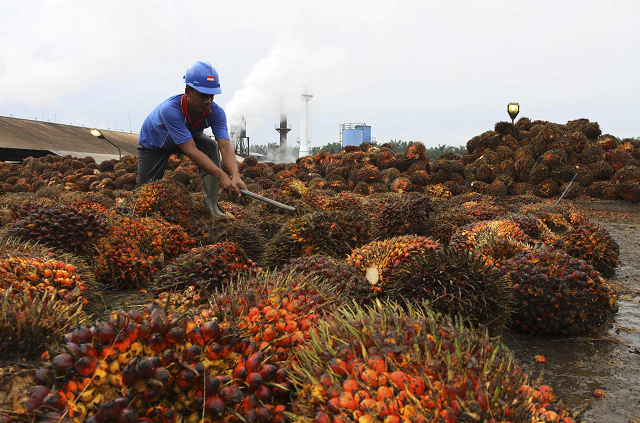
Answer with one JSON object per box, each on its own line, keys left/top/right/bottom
{"left": 137, "top": 133, "right": 221, "bottom": 186}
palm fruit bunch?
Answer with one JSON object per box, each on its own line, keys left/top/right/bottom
{"left": 458, "top": 200, "right": 508, "bottom": 221}
{"left": 93, "top": 216, "right": 194, "bottom": 288}
{"left": 383, "top": 248, "right": 513, "bottom": 330}
{"left": 370, "top": 193, "right": 433, "bottom": 240}
{"left": 153, "top": 242, "right": 259, "bottom": 293}
{"left": 450, "top": 220, "right": 530, "bottom": 253}
{"left": 465, "top": 226, "right": 533, "bottom": 269}
{"left": 59, "top": 191, "right": 116, "bottom": 214}
{"left": 196, "top": 219, "right": 267, "bottom": 264}
{"left": 424, "top": 183, "right": 452, "bottom": 199}
{"left": 424, "top": 206, "right": 476, "bottom": 246}
{"left": 263, "top": 210, "right": 371, "bottom": 269}
{"left": 132, "top": 180, "right": 194, "bottom": 227}
{"left": 504, "top": 247, "right": 618, "bottom": 335}
{"left": 508, "top": 214, "right": 557, "bottom": 244}
{"left": 553, "top": 222, "right": 620, "bottom": 277}
{"left": 390, "top": 177, "right": 412, "bottom": 193}
{"left": 324, "top": 192, "right": 365, "bottom": 213}
{"left": 278, "top": 255, "right": 372, "bottom": 301}
{"left": 14, "top": 303, "right": 295, "bottom": 423}
{"left": 206, "top": 271, "right": 340, "bottom": 365}
{"left": 292, "top": 301, "right": 575, "bottom": 423}
{"left": 617, "top": 180, "right": 640, "bottom": 202}
{"left": 7, "top": 204, "right": 109, "bottom": 255}
{"left": 278, "top": 178, "right": 310, "bottom": 198}
{"left": 347, "top": 235, "right": 440, "bottom": 292}
{"left": 518, "top": 203, "right": 575, "bottom": 235}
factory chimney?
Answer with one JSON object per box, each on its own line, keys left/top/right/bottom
{"left": 300, "top": 93, "right": 313, "bottom": 158}
{"left": 275, "top": 113, "right": 291, "bottom": 161}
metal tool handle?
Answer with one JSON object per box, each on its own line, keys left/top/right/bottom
{"left": 240, "top": 189, "right": 297, "bottom": 212}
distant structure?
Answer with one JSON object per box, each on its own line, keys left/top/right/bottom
{"left": 275, "top": 112, "right": 291, "bottom": 160}
{"left": 340, "top": 123, "right": 372, "bottom": 148}
{"left": 229, "top": 117, "right": 250, "bottom": 157}
{"left": 299, "top": 93, "right": 313, "bottom": 158}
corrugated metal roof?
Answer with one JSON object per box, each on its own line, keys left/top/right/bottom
{"left": 0, "top": 116, "right": 140, "bottom": 157}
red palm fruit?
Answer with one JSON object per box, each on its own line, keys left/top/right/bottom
{"left": 374, "top": 401, "right": 389, "bottom": 417}
{"left": 359, "top": 398, "right": 377, "bottom": 411}
{"left": 276, "top": 368, "right": 287, "bottom": 382}
{"left": 244, "top": 409, "right": 257, "bottom": 422}
{"left": 338, "top": 392, "right": 357, "bottom": 410}
{"left": 273, "top": 381, "right": 293, "bottom": 400}
{"left": 327, "top": 398, "right": 340, "bottom": 413}
{"left": 255, "top": 406, "right": 270, "bottom": 422}
{"left": 121, "top": 363, "right": 138, "bottom": 387}
{"left": 246, "top": 355, "right": 262, "bottom": 373}
{"left": 202, "top": 321, "right": 221, "bottom": 342}
{"left": 96, "top": 324, "right": 116, "bottom": 343}
{"left": 367, "top": 356, "right": 386, "bottom": 373}
{"left": 239, "top": 394, "right": 260, "bottom": 411}
{"left": 118, "top": 408, "right": 138, "bottom": 423}
{"left": 161, "top": 349, "right": 176, "bottom": 367}
{"left": 326, "top": 387, "right": 340, "bottom": 399}
{"left": 142, "top": 387, "right": 160, "bottom": 403}
{"left": 320, "top": 373, "right": 332, "bottom": 387}
{"left": 149, "top": 334, "right": 167, "bottom": 352}
{"left": 124, "top": 324, "right": 139, "bottom": 343}
{"left": 41, "top": 392, "right": 67, "bottom": 411}
{"left": 76, "top": 343, "right": 96, "bottom": 358}
{"left": 152, "top": 367, "right": 172, "bottom": 386}
{"left": 176, "top": 369, "right": 195, "bottom": 388}
{"left": 246, "top": 372, "right": 263, "bottom": 391}
{"left": 342, "top": 378, "right": 359, "bottom": 394}
{"left": 150, "top": 312, "right": 169, "bottom": 335}
{"left": 148, "top": 356, "right": 163, "bottom": 369}
{"left": 74, "top": 356, "right": 96, "bottom": 377}
{"left": 206, "top": 342, "right": 223, "bottom": 359}
{"left": 221, "top": 386, "right": 243, "bottom": 405}
{"left": 408, "top": 377, "right": 425, "bottom": 396}
{"left": 388, "top": 399, "right": 402, "bottom": 416}
{"left": 383, "top": 416, "right": 400, "bottom": 423}
{"left": 315, "top": 411, "right": 330, "bottom": 423}
{"left": 22, "top": 397, "right": 40, "bottom": 414}
{"left": 256, "top": 384, "right": 272, "bottom": 402}
{"left": 114, "top": 333, "right": 131, "bottom": 352}
{"left": 130, "top": 310, "right": 143, "bottom": 322}
{"left": 165, "top": 327, "right": 186, "bottom": 344}
{"left": 52, "top": 354, "right": 73, "bottom": 376}
{"left": 216, "top": 375, "right": 231, "bottom": 386}
{"left": 205, "top": 377, "right": 221, "bottom": 397}
{"left": 328, "top": 358, "right": 347, "bottom": 376}
{"left": 29, "top": 385, "right": 50, "bottom": 402}
{"left": 188, "top": 327, "right": 204, "bottom": 346}
{"left": 354, "top": 390, "right": 370, "bottom": 403}
{"left": 376, "top": 386, "right": 393, "bottom": 401}
{"left": 389, "top": 371, "right": 409, "bottom": 390}
{"left": 233, "top": 366, "right": 248, "bottom": 383}
{"left": 184, "top": 345, "right": 202, "bottom": 360}
{"left": 360, "top": 369, "right": 378, "bottom": 388}
{"left": 136, "top": 359, "right": 154, "bottom": 379}
{"left": 72, "top": 327, "right": 93, "bottom": 343}
{"left": 205, "top": 397, "right": 225, "bottom": 418}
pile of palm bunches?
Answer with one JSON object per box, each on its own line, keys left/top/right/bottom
{"left": 60, "top": 191, "right": 116, "bottom": 214}
{"left": 204, "top": 272, "right": 340, "bottom": 366}
{"left": 263, "top": 210, "right": 371, "bottom": 269}
{"left": 153, "top": 242, "right": 259, "bottom": 293}
{"left": 13, "top": 303, "right": 299, "bottom": 423}
{"left": 278, "top": 255, "right": 372, "bottom": 302}
{"left": 7, "top": 204, "right": 109, "bottom": 255}
{"left": 132, "top": 180, "right": 194, "bottom": 227}
{"left": 553, "top": 222, "right": 620, "bottom": 277}
{"left": 383, "top": 248, "right": 514, "bottom": 330}
{"left": 347, "top": 235, "right": 440, "bottom": 291}
{"left": 292, "top": 301, "right": 575, "bottom": 423}
{"left": 370, "top": 193, "right": 433, "bottom": 240}
{"left": 504, "top": 247, "right": 618, "bottom": 335}
{"left": 93, "top": 216, "right": 194, "bottom": 288}
{"left": 194, "top": 219, "right": 267, "bottom": 264}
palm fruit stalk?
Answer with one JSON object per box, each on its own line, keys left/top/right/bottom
{"left": 290, "top": 300, "right": 576, "bottom": 423}
{"left": 553, "top": 222, "right": 620, "bottom": 277}
{"left": 382, "top": 248, "right": 513, "bottom": 331}
{"left": 370, "top": 193, "right": 433, "bottom": 240}
{"left": 504, "top": 247, "right": 618, "bottom": 335}
{"left": 347, "top": 235, "right": 440, "bottom": 292}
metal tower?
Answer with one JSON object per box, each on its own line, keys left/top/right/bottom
{"left": 299, "top": 93, "right": 313, "bottom": 158}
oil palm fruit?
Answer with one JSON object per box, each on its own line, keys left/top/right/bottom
{"left": 370, "top": 193, "right": 433, "bottom": 240}
{"left": 553, "top": 222, "right": 620, "bottom": 277}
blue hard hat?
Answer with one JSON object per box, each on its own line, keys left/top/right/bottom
{"left": 183, "top": 61, "right": 222, "bottom": 95}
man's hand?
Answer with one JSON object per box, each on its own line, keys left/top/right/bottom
{"left": 229, "top": 175, "right": 248, "bottom": 196}
{"left": 217, "top": 171, "right": 233, "bottom": 193}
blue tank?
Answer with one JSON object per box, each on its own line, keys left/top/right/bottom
{"left": 343, "top": 128, "right": 364, "bottom": 147}
{"left": 355, "top": 125, "right": 371, "bottom": 143}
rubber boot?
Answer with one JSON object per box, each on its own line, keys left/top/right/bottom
{"left": 202, "top": 174, "right": 232, "bottom": 220}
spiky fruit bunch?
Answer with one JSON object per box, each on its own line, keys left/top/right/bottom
{"left": 371, "top": 193, "right": 433, "bottom": 240}
{"left": 618, "top": 181, "right": 640, "bottom": 202}
{"left": 16, "top": 303, "right": 294, "bottom": 423}
{"left": 60, "top": 191, "right": 116, "bottom": 214}
{"left": 508, "top": 214, "right": 556, "bottom": 243}
{"left": 391, "top": 177, "right": 412, "bottom": 193}
{"left": 383, "top": 248, "right": 513, "bottom": 329}
{"left": 425, "top": 183, "right": 452, "bottom": 199}
{"left": 263, "top": 210, "right": 371, "bottom": 268}
{"left": 153, "top": 242, "right": 258, "bottom": 292}
{"left": 279, "top": 255, "right": 371, "bottom": 300}
{"left": 347, "top": 235, "right": 440, "bottom": 290}
{"left": 93, "top": 216, "right": 194, "bottom": 288}
{"left": 553, "top": 223, "right": 620, "bottom": 277}
{"left": 504, "top": 247, "right": 618, "bottom": 335}
{"left": 519, "top": 203, "right": 576, "bottom": 234}
{"left": 458, "top": 200, "right": 508, "bottom": 221}
{"left": 409, "top": 169, "right": 430, "bottom": 187}
{"left": 7, "top": 204, "right": 108, "bottom": 255}
{"left": 277, "top": 178, "right": 309, "bottom": 198}
{"left": 133, "top": 180, "right": 194, "bottom": 226}
{"left": 450, "top": 220, "right": 529, "bottom": 253}
{"left": 354, "top": 165, "right": 382, "bottom": 184}
{"left": 293, "top": 301, "right": 575, "bottom": 423}
{"left": 196, "top": 219, "right": 267, "bottom": 263}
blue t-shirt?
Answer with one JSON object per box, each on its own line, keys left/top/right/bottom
{"left": 139, "top": 94, "right": 230, "bottom": 150}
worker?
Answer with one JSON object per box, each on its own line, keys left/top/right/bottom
{"left": 137, "top": 60, "right": 246, "bottom": 220}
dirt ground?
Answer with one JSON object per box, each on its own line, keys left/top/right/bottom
{"left": 503, "top": 200, "right": 640, "bottom": 423}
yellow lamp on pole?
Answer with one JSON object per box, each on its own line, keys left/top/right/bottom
{"left": 507, "top": 103, "right": 520, "bottom": 140}
{"left": 90, "top": 128, "right": 121, "bottom": 160}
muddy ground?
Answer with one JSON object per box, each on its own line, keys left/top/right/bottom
{"left": 503, "top": 200, "right": 640, "bottom": 423}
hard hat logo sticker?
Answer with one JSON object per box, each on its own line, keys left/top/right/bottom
{"left": 207, "top": 76, "right": 215, "bottom": 81}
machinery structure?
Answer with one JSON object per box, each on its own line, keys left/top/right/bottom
{"left": 229, "top": 117, "right": 250, "bottom": 157}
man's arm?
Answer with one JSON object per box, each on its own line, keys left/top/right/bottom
{"left": 178, "top": 139, "right": 232, "bottom": 190}
{"left": 217, "top": 138, "right": 247, "bottom": 196}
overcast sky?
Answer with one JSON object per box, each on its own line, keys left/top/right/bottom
{"left": 1, "top": 0, "right": 638, "bottom": 150}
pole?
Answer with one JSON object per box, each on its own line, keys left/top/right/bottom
{"left": 556, "top": 173, "right": 578, "bottom": 205}
{"left": 239, "top": 189, "right": 296, "bottom": 212}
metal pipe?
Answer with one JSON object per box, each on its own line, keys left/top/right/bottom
{"left": 556, "top": 173, "right": 578, "bottom": 204}
{"left": 239, "top": 189, "right": 296, "bottom": 212}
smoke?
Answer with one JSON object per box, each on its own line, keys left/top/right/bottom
{"left": 224, "top": 31, "right": 347, "bottom": 160}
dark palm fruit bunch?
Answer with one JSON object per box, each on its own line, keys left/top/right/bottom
{"left": 618, "top": 181, "right": 640, "bottom": 203}
{"left": 371, "top": 193, "right": 433, "bottom": 240}
{"left": 504, "top": 247, "right": 618, "bottom": 335}
{"left": 279, "top": 255, "right": 372, "bottom": 302}
{"left": 409, "top": 169, "right": 430, "bottom": 187}
{"left": 384, "top": 248, "right": 513, "bottom": 330}
{"left": 586, "top": 180, "right": 619, "bottom": 200}
{"left": 292, "top": 301, "right": 576, "bottom": 423}
{"left": 197, "top": 219, "right": 267, "bottom": 264}
{"left": 391, "top": 177, "right": 412, "bottom": 193}
{"left": 458, "top": 200, "right": 508, "bottom": 221}
{"left": 406, "top": 141, "right": 427, "bottom": 160}
{"left": 553, "top": 223, "right": 620, "bottom": 277}
{"left": 154, "top": 241, "right": 259, "bottom": 293}
{"left": 450, "top": 220, "right": 529, "bottom": 253}
{"left": 509, "top": 214, "right": 556, "bottom": 243}
{"left": 133, "top": 180, "right": 194, "bottom": 227}
{"left": 14, "top": 303, "right": 295, "bottom": 423}
{"left": 7, "top": 204, "right": 108, "bottom": 255}
{"left": 263, "top": 210, "right": 371, "bottom": 269}
{"left": 347, "top": 235, "right": 440, "bottom": 292}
